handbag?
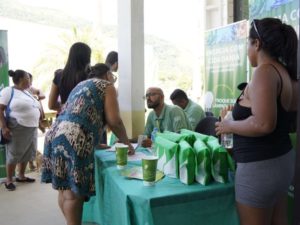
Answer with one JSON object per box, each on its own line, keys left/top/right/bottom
{"left": 0, "top": 88, "right": 14, "bottom": 145}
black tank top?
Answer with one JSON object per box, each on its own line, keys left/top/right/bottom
{"left": 232, "top": 65, "right": 293, "bottom": 162}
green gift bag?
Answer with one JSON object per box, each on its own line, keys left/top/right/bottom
{"left": 157, "top": 131, "right": 195, "bottom": 146}
{"left": 180, "top": 129, "right": 209, "bottom": 142}
{"left": 178, "top": 140, "right": 196, "bottom": 185}
{"left": 205, "top": 136, "right": 229, "bottom": 183}
{"left": 193, "top": 139, "right": 212, "bottom": 185}
{"left": 0, "top": 145, "right": 6, "bottom": 178}
{"left": 155, "top": 136, "right": 179, "bottom": 178}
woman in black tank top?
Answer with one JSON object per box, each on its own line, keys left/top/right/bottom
{"left": 215, "top": 18, "right": 298, "bottom": 225}
{"left": 48, "top": 42, "right": 91, "bottom": 113}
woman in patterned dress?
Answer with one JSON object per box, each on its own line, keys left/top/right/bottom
{"left": 41, "top": 63, "right": 134, "bottom": 225}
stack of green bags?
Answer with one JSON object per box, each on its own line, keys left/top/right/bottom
{"left": 155, "top": 135, "right": 179, "bottom": 178}
{"left": 154, "top": 130, "right": 235, "bottom": 185}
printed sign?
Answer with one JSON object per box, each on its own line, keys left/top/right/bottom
{"left": 204, "top": 20, "right": 248, "bottom": 115}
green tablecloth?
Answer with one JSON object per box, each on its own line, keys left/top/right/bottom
{"left": 82, "top": 148, "right": 239, "bottom": 225}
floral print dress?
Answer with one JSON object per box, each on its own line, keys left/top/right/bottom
{"left": 41, "top": 78, "right": 111, "bottom": 197}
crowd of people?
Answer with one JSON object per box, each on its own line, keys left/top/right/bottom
{"left": 0, "top": 17, "right": 298, "bottom": 225}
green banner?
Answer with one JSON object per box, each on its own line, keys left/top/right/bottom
{"left": 0, "top": 30, "right": 9, "bottom": 90}
{"left": 204, "top": 20, "right": 248, "bottom": 116}
{"left": 249, "top": 0, "right": 299, "bottom": 30}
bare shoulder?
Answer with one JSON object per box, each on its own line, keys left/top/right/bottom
{"left": 253, "top": 64, "right": 279, "bottom": 79}
{"left": 104, "top": 83, "right": 116, "bottom": 94}
{"left": 251, "top": 64, "right": 280, "bottom": 91}
{"left": 103, "top": 84, "right": 117, "bottom": 102}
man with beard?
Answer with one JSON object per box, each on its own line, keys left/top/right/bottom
{"left": 142, "top": 87, "right": 191, "bottom": 147}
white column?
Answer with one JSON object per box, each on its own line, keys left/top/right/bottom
{"left": 117, "top": 0, "right": 145, "bottom": 138}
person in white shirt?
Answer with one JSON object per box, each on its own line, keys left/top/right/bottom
{"left": 0, "top": 69, "right": 41, "bottom": 191}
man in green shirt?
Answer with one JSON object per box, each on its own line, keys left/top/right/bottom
{"left": 144, "top": 87, "right": 192, "bottom": 139}
{"left": 170, "top": 89, "right": 205, "bottom": 130}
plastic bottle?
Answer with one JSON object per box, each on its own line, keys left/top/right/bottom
{"left": 151, "top": 127, "right": 159, "bottom": 155}
{"left": 221, "top": 111, "right": 233, "bottom": 149}
{"left": 151, "top": 127, "right": 158, "bottom": 142}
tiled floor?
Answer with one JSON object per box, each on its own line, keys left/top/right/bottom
{"left": 0, "top": 171, "right": 98, "bottom": 225}
{"left": 0, "top": 130, "right": 99, "bottom": 225}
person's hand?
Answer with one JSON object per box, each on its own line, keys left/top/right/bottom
{"left": 219, "top": 105, "right": 233, "bottom": 120}
{"left": 2, "top": 127, "right": 11, "bottom": 140}
{"left": 95, "top": 143, "right": 111, "bottom": 150}
{"left": 215, "top": 119, "right": 231, "bottom": 136}
{"left": 141, "top": 138, "right": 152, "bottom": 148}
{"left": 127, "top": 143, "right": 135, "bottom": 155}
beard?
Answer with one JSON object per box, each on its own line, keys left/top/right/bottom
{"left": 147, "top": 100, "right": 160, "bottom": 109}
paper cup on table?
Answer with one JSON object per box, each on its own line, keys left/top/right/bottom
{"left": 115, "top": 143, "right": 128, "bottom": 169}
{"left": 142, "top": 155, "right": 158, "bottom": 186}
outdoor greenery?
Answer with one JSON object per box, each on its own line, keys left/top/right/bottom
{"left": 146, "top": 36, "right": 193, "bottom": 91}
{"left": 32, "top": 27, "right": 105, "bottom": 91}
{"left": 1, "top": 0, "right": 194, "bottom": 94}
{"left": 0, "top": 0, "right": 90, "bottom": 29}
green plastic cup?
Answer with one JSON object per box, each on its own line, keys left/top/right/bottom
{"left": 142, "top": 156, "right": 158, "bottom": 186}
{"left": 115, "top": 143, "right": 128, "bottom": 169}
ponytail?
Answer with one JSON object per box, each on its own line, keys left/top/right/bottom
{"left": 280, "top": 24, "right": 297, "bottom": 80}
{"left": 250, "top": 18, "right": 298, "bottom": 80}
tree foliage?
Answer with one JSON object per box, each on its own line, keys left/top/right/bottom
{"left": 32, "top": 27, "right": 104, "bottom": 91}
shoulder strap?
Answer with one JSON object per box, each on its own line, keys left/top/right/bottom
{"left": 238, "top": 89, "right": 245, "bottom": 98}
{"left": 22, "top": 89, "right": 38, "bottom": 102}
{"left": 269, "top": 64, "right": 283, "bottom": 97}
{"left": 5, "top": 87, "right": 14, "bottom": 118}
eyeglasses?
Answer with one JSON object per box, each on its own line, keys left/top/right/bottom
{"left": 252, "top": 19, "right": 262, "bottom": 41}
{"left": 143, "top": 92, "right": 160, "bottom": 99}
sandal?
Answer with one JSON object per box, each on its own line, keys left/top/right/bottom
{"left": 5, "top": 183, "right": 16, "bottom": 191}
{"left": 16, "top": 177, "right": 36, "bottom": 183}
